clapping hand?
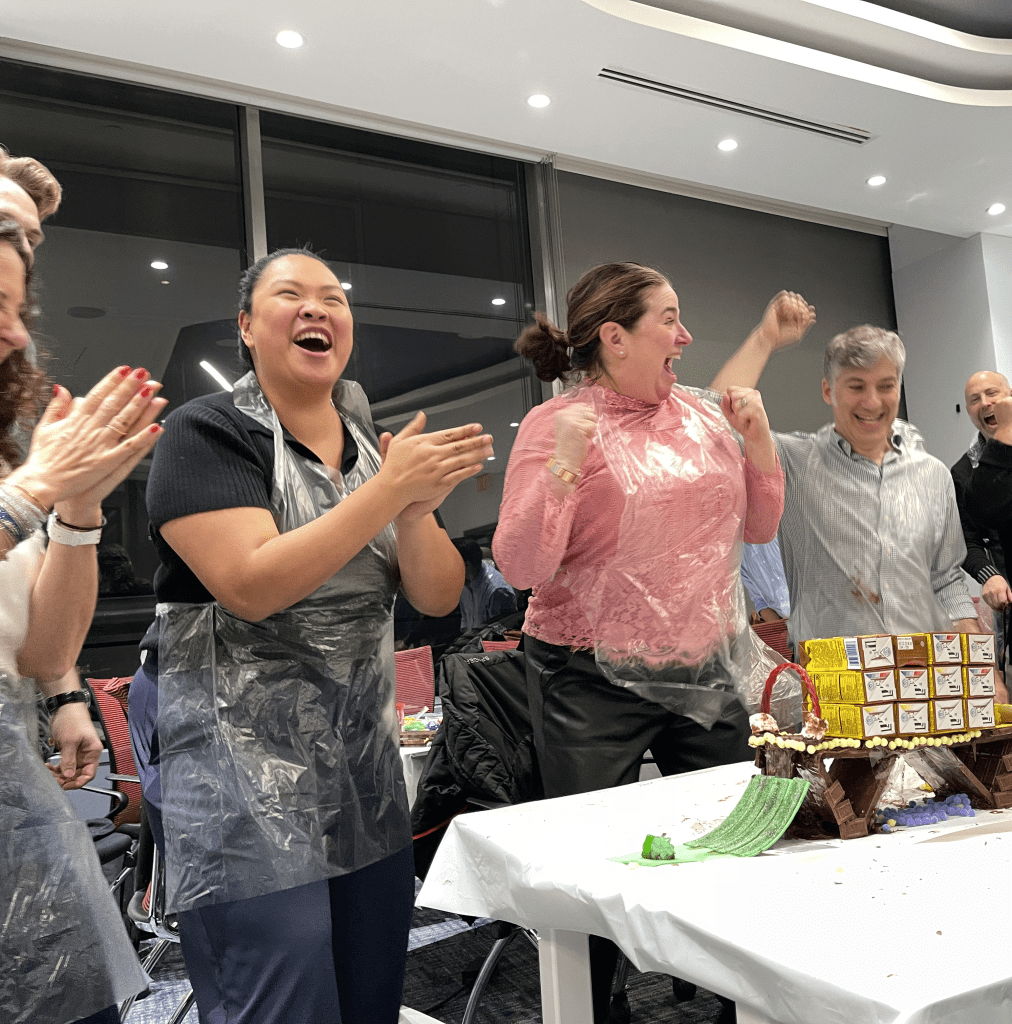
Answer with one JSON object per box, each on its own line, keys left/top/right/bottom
{"left": 7, "top": 365, "right": 166, "bottom": 515}
{"left": 378, "top": 412, "right": 494, "bottom": 519}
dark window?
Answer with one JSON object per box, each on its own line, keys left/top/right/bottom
{"left": 260, "top": 112, "right": 538, "bottom": 539}
{"left": 0, "top": 59, "right": 245, "bottom": 668}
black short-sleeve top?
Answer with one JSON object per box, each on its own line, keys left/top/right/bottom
{"left": 146, "top": 390, "right": 361, "bottom": 604}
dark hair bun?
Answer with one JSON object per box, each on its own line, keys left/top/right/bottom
{"left": 515, "top": 311, "right": 570, "bottom": 382}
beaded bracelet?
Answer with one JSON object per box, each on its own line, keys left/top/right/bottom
{"left": 0, "top": 482, "right": 47, "bottom": 526}
{"left": 0, "top": 506, "right": 27, "bottom": 544}
{"left": 0, "top": 483, "right": 45, "bottom": 543}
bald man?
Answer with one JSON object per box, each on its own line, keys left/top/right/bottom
{"left": 953, "top": 372, "right": 1012, "bottom": 620}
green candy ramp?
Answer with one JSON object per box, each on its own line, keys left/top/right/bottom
{"left": 683, "top": 775, "right": 809, "bottom": 858}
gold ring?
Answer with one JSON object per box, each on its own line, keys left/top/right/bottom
{"left": 105, "top": 423, "right": 128, "bottom": 437}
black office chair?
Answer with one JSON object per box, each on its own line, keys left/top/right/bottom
{"left": 119, "top": 814, "right": 195, "bottom": 1023}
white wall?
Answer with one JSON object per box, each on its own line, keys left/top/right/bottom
{"left": 557, "top": 171, "right": 898, "bottom": 436}
{"left": 982, "top": 234, "right": 1012, "bottom": 385}
{"left": 890, "top": 226, "right": 998, "bottom": 468}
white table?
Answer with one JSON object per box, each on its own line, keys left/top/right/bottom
{"left": 417, "top": 762, "right": 1012, "bottom": 1024}
{"left": 400, "top": 744, "right": 432, "bottom": 808}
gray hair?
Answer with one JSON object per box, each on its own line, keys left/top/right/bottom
{"left": 823, "top": 325, "right": 905, "bottom": 385}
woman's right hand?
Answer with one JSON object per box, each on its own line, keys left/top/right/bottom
{"left": 552, "top": 403, "right": 596, "bottom": 476}
{"left": 378, "top": 411, "right": 493, "bottom": 511}
{"left": 6, "top": 365, "right": 166, "bottom": 511}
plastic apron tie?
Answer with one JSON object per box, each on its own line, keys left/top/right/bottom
{"left": 157, "top": 372, "right": 408, "bottom": 913}
{"left": 0, "top": 534, "right": 147, "bottom": 1023}
{"left": 562, "top": 384, "right": 756, "bottom": 729}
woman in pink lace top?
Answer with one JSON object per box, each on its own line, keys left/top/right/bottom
{"left": 493, "top": 263, "right": 812, "bottom": 1022}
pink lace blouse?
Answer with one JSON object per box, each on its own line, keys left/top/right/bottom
{"left": 493, "top": 384, "right": 784, "bottom": 658}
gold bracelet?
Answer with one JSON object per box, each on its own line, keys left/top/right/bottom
{"left": 546, "top": 456, "right": 580, "bottom": 485}
{"left": 9, "top": 482, "right": 52, "bottom": 515}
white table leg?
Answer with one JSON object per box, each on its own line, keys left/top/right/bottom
{"left": 538, "top": 929, "right": 594, "bottom": 1024}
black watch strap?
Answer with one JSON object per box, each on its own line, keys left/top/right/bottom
{"left": 44, "top": 690, "right": 92, "bottom": 716}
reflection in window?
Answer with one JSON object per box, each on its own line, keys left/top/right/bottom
{"left": 0, "top": 60, "right": 244, "bottom": 618}
{"left": 260, "top": 112, "right": 539, "bottom": 541}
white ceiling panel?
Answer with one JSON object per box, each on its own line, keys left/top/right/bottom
{"left": 0, "top": 0, "right": 1009, "bottom": 240}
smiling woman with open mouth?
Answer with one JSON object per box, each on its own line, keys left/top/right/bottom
{"left": 493, "top": 261, "right": 813, "bottom": 1024}
{"left": 141, "top": 247, "right": 494, "bottom": 1023}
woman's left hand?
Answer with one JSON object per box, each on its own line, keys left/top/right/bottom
{"left": 721, "top": 386, "right": 771, "bottom": 444}
{"left": 47, "top": 702, "right": 104, "bottom": 789}
{"left": 377, "top": 429, "right": 455, "bottom": 521}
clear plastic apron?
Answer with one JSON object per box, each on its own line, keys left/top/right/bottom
{"left": 0, "top": 535, "right": 147, "bottom": 1023}
{"left": 561, "top": 384, "right": 764, "bottom": 728}
{"left": 157, "top": 372, "right": 407, "bottom": 913}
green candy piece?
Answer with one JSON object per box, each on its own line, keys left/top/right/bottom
{"left": 641, "top": 834, "right": 676, "bottom": 860}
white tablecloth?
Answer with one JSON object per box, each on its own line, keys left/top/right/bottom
{"left": 418, "top": 761, "right": 1012, "bottom": 1024}
{"left": 399, "top": 744, "right": 432, "bottom": 808}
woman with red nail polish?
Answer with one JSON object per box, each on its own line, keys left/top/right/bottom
{"left": 141, "top": 247, "right": 492, "bottom": 1023}
{"left": 0, "top": 214, "right": 153, "bottom": 1024}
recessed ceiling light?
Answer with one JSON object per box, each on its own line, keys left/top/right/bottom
{"left": 867, "top": 175, "right": 887, "bottom": 187}
{"left": 987, "top": 203, "right": 1006, "bottom": 216}
{"left": 510, "top": 422, "right": 519, "bottom": 427}
{"left": 527, "top": 94, "right": 550, "bottom": 109}
{"left": 160, "top": 280, "right": 170, "bottom": 285}
{"left": 276, "top": 30, "right": 304, "bottom": 48}
{"left": 717, "top": 138, "right": 738, "bottom": 152}
{"left": 487, "top": 456, "right": 496, "bottom": 461}
{"left": 341, "top": 281, "right": 352, "bottom": 290}
{"left": 492, "top": 297, "right": 506, "bottom": 306}
{"left": 150, "top": 260, "right": 168, "bottom": 270}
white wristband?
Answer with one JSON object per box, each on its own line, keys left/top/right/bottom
{"left": 47, "top": 512, "right": 103, "bottom": 547}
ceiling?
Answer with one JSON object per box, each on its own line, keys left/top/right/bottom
{"left": 1, "top": 0, "right": 1011, "bottom": 241}
{"left": 871, "top": 1, "right": 1012, "bottom": 37}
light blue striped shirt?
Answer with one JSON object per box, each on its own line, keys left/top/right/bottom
{"left": 775, "top": 420, "right": 975, "bottom": 643}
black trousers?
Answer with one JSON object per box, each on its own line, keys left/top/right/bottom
{"left": 524, "top": 634, "right": 751, "bottom": 1022}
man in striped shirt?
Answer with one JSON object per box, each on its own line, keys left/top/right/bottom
{"left": 713, "top": 324, "right": 998, "bottom": 694}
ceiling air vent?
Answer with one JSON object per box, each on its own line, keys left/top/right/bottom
{"left": 599, "top": 67, "right": 872, "bottom": 144}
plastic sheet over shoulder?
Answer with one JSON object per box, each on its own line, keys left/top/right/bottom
{"left": 156, "top": 372, "right": 409, "bottom": 913}
{"left": 232, "top": 370, "right": 398, "bottom": 573}
{"left": 558, "top": 384, "right": 755, "bottom": 727}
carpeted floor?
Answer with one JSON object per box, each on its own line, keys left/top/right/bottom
{"left": 400, "top": 916, "right": 730, "bottom": 1023}
{"left": 124, "top": 899, "right": 730, "bottom": 1024}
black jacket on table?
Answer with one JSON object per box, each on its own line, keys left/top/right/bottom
{"left": 952, "top": 438, "right": 1006, "bottom": 587}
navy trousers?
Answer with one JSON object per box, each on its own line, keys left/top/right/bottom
{"left": 177, "top": 846, "right": 415, "bottom": 1024}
